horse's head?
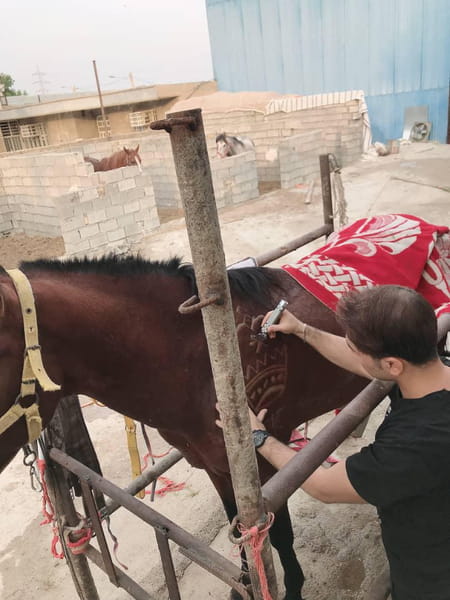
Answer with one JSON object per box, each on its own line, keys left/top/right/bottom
{"left": 216, "top": 133, "right": 232, "bottom": 158}
{"left": 0, "top": 274, "right": 62, "bottom": 474}
{"left": 123, "top": 145, "right": 142, "bottom": 171}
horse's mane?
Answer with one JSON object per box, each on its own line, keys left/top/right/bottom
{"left": 19, "top": 255, "right": 280, "bottom": 306}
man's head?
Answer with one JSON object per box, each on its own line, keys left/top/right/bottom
{"left": 336, "top": 285, "right": 438, "bottom": 376}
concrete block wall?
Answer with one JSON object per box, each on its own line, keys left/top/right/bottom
{"left": 0, "top": 151, "right": 93, "bottom": 199}
{"left": 7, "top": 194, "right": 61, "bottom": 236}
{"left": 278, "top": 130, "right": 339, "bottom": 189}
{"left": 49, "top": 133, "right": 182, "bottom": 209}
{"left": 203, "top": 100, "right": 364, "bottom": 184}
{"left": 0, "top": 179, "right": 13, "bottom": 234}
{"left": 0, "top": 152, "right": 160, "bottom": 255}
{"left": 56, "top": 166, "right": 159, "bottom": 257}
{"left": 211, "top": 151, "right": 259, "bottom": 208}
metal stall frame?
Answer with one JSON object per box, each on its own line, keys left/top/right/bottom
{"left": 42, "top": 140, "right": 405, "bottom": 600}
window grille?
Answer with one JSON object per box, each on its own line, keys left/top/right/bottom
{"left": 129, "top": 110, "right": 157, "bottom": 131}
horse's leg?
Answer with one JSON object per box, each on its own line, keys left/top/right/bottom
{"left": 269, "top": 502, "right": 305, "bottom": 600}
{"left": 207, "top": 471, "right": 304, "bottom": 600}
{"left": 205, "top": 470, "right": 251, "bottom": 599}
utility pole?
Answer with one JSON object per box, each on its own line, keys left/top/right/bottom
{"left": 92, "top": 60, "right": 110, "bottom": 139}
{"left": 128, "top": 72, "right": 135, "bottom": 88}
{"left": 32, "top": 66, "right": 50, "bottom": 95}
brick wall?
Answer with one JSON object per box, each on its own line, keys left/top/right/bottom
{"left": 56, "top": 166, "right": 159, "bottom": 257}
{"left": 278, "top": 130, "right": 344, "bottom": 189}
{"left": 0, "top": 152, "right": 159, "bottom": 256}
{"left": 211, "top": 151, "right": 259, "bottom": 208}
{"left": 202, "top": 100, "right": 364, "bottom": 184}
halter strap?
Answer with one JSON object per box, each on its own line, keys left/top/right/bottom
{"left": 0, "top": 268, "right": 61, "bottom": 443}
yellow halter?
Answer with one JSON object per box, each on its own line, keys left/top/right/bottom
{"left": 0, "top": 268, "right": 61, "bottom": 443}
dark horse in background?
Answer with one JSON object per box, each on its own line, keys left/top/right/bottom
{"left": 84, "top": 145, "right": 142, "bottom": 172}
{"left": 216, "top": 133, "right": 255, "bottom": 158}
{"left": 0, "top": 256, "right": 367, "bottom": 600}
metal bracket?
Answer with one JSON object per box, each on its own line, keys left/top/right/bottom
{"left": 178, "top": 293, "right": 222, "bottom": 314}
{"left": 150, "top": 116, "right": 197, "bottom": 133}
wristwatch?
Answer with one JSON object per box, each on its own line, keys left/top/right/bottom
{"left": 252, "top": 429, "right": 271, "bottom": 449}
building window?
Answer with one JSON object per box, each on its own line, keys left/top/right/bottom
{"left": 96, "top": 115, "right": 111, "bottom": 138}
{"left": 129, "top": 109, "right": 157, "bottom": 131}
{"left": 0, "top": 120, "right": 48, "bottom": 152}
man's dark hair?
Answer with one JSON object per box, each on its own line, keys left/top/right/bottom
{"left": 336, "top": 285, "right": 438, "bottom": 365}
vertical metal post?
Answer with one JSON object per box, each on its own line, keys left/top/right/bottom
{"left": 80, "top": 480, "right": 119, "bottom": 586}
{"left": 319, "top": 154, "right": 334, "bottom": 235}
{"left": 151, "top": 109, "right": 278, "bottom": 600}
{"left": 45, "top": 461, "right": 100, "bottom": 599}
{"left": 155, "top": 528, "right": 182, "bottom": 600}
{"left": 92, "top": 60, "right": 109, "bottom": 139}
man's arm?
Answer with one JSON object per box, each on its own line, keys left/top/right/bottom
{"left": 257, "top": 435, "right": 365, "bottom": 504}
{"left": 265, "top": 309, "right": 371, "bottom": 379}
{"left": 248, "top": 408, "right": 365, "bottom": 504}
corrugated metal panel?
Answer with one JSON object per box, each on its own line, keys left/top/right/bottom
{"left": 206, "top": 0, "right": 450, "bottom": 142}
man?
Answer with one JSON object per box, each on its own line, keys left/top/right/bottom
{"left": 248, "top": 285, "right": 450, "bottom": 600}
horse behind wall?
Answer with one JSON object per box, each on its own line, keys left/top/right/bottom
{"left": 84, "top": 145, "right": 142, "bottom": 172}
{"left": 216, "top": 133, "right": 255, "bottom": 158}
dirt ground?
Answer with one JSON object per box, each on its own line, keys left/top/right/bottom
{"left": 1, "top": 142, "right": 449, "bottom": 600}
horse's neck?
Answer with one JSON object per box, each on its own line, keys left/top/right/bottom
{"left": 26, "top": 273, "right": 194, "bottom": 401}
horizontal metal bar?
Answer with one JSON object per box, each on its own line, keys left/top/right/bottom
{"left": 85, "top": 545, "right": 155, "bottom": 600}
{"left": 254, "top": 224, "right": 332, "bottom": 266}
{"left": 104, "top": 450, "right": 183, "bottom": 517}
{"left": 49, "top": 448, "right": 244, "bottom": 592}
{"left": 263, "top": 313, "right": 450, "bottom": 512}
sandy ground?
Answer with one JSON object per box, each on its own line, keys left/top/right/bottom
{"left": 1, "top": 142, "right": 449, "bottom": 600}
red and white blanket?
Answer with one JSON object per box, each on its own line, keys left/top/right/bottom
{"left": 282, "top": 214, "right": 450, "bottom": 316}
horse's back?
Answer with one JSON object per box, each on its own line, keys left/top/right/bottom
{"left": 84, "top": 156, "right": 100, "bottom": 171}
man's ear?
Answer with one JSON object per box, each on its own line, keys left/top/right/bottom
{"left": 381, "top": 356, "right": 404, "bottom": 377}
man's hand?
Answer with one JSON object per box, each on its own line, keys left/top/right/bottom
{"left": 262, "top": 308, "right": 306, "bottom": 339}
{"left": 216, "top": 403, "right": 268, "bottom": 431}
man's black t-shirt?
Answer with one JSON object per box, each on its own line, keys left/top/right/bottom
{"left": 346, "top": 386, "right": 450, "bottom": 600}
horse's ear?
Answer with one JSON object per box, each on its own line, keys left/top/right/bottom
{"left": 135, "top": 145, "right": 139, "bottom": 153}
{"left": 123, "top": 146, "right": 130, "bottom": 154}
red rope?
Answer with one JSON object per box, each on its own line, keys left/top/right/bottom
{"left": 65, "top": 524, "right": 93, "bottom": 555}
{"left": 141, "top": 447, "right": 173, "bottom": 469}
{"left": 37, "top": 458, "right": 64, "bottom": 559}
{"left": 144, "top": 475, "right": 186, "bottom": 497}
{"left": 236, "top": 513, "right": 275, "bottom": 600}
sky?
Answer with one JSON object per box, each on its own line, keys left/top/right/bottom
{"left": 0, "top": 0, "right": 214, "bottom": 95}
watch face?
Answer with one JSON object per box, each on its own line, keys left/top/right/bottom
{"left": 253, "top": 429, "right": 269, "bottom": 448}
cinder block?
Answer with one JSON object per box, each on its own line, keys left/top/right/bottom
{"left": 123, "top": 201, "right": 140, "bottom": 214}
{"left": 79, "top": 223, "right": 100, "bottom": 239}
{"left": 99, "top": 219, "right": 119, "bottom": 233}
{"left": 88, "top": 232, "right": 108, "bottom": 248}
{"left": 86, "top": 209, "right": 107, "bottom": 223}
{"left": 118, "top": 178, "right": 136, "bottom": 192}
{"left": 107, "top": 228, "right": 126, "bottom": 242}
{"left": 106, "top": 205, "right": 124, "bottom": 218}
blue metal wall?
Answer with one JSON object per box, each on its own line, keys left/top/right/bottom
{"left": 206, "top": 0, "right": 450, "bottom": 142}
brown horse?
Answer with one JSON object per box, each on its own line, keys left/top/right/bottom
{"left": 84, "top": 145, "right": 142, "bottom": 172}
{"left": 0, "top": 256, "right": 367, "bottom": 600}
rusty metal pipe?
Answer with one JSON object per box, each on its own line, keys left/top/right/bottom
{"left": 156, "top": 107, "right": 278, "bottom": 599}
{"left": 320, "top": 154, "right": 334, "bottom": 233}
{"left": 254, "top": 224, "right": 332, "bottom": 266}
{"left": 103, "top": 450, "right": 183, "bottom": 516}
{"left": 49, "top": 448, "right": 250, "bottom": 598}
{"left": 263, "top": 313, "right": 450, "bottom": 513}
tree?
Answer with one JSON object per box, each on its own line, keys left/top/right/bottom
{"left": 0, "top": 73, "right": 27, "bottom": 96}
